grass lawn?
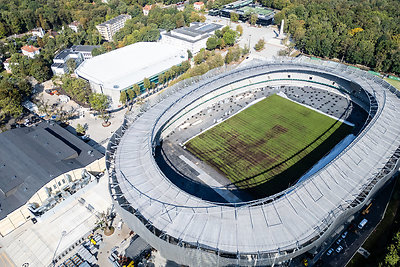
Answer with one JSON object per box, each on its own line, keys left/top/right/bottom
{"left": 185, "top": 94, "right": 352, "bottom": 190}
{"left": 385, "top": 78, "right": 400, "bottom": 91}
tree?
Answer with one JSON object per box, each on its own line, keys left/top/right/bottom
{"left": 250, "top": 14, "right": 258, "bottom": 25}
{"left": 206, "top": 36, "right": 219, "bottom": 50}
{"left": 225, "top": 46, "right": 241, "bottom": 64}
{"left": 223, "top": 28, "right": 237, "bottom": 46}
{"left": 236, "top": 25, "right": 243, "bottom": 36}
{"left": 66, "top": 59, "right": 77, "bottom": 74}
{"left": 120, "top": 91, "right": 128, "bottom": 105}
{"left": 385, "top": 244, "right": 400, "bottom": 266}
{"left": 89, "top": 93, "right": 110, "bottom": 123}
{"left": 76, "top": 123, "right": 86, "bottom": 135}
{"left": 230, "top": 12, "right": 239, "bottom": 22}
{"left": 29, "top": 59, "right": 51, "bottom": 83}
{"left": 127, "top": 89, "right": 135, "bottom": 102}
{"left": 158, "top": 74, "right": 165, "bottom": 86}
{"left": 254, "top": 39, "right": 265, "bottom": 51}
{"left": 241, "top": 45, "right": 250, "bottom": 56}
{"left": 187, "top": 50, "right": 192, "bottom": 59}
{"left": 133, "top": 84, "right": 141, "bottom": 98}
{"left": 180, "top": 60, "right": 191, "bottom": 73}
{"left": 143, "top": 78, "right": 151, "bottom": 95}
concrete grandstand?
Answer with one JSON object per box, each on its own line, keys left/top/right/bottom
{"left": 106, "top": 58, "right": 400, "bottom": 266}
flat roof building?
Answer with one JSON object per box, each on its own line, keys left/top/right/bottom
{"left": 0, "top": 122, "right": 104, "bottom": 236}
{"left": 51, "top": 49, "right": 83, "bottom": 76}
{"left": 75, "top": 42, "right": 187, "bottom": 108}
{"left": 71, "top": 45, "right": 100, "bottom": 60}
{"left": 160, "top": 22, "right": 222, "bottom": 54}
{"left": 96, "top": 14, "right": 131, "bottom": 42}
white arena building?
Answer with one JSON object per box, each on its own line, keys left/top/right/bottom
{"left": 106, "top": 58, "right": 400, "bottom": 266}
{"left": 75, "top": 42, "right": 187, "bottom": 108}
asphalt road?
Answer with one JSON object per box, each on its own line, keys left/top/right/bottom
{"left": 315, "top": 177, "right": 395, "bottom": 267}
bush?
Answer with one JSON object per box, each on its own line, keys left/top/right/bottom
{"left": 254, "top": 39, "right": 265, "bottom": 51}
{"left": 76, "top": 123, "right": 85, "bottom": 135}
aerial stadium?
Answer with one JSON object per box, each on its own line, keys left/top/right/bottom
{"left": 106, "top": 58, "right": 400, "bottom": 266}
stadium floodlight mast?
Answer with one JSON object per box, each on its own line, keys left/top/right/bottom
{"left": 51, "top": 230, "right": 67, "bottom": 266}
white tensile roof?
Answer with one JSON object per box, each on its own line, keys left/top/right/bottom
{"left": 75, "top": 42, "right": 186, "bottom": 90}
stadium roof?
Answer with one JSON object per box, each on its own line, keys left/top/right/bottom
{"left": 109, "top": 59, "right": 400, "bottom": 264}
{"left": 0, "top": 122, "right": 103, "bottom": 220}
{"left": 75, "top": 42, "right": 186, "bottom": 90}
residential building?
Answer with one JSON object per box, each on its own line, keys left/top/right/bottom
{"left": 71, "top": 45, "right": 100, "bottom": 60}
{"left": 176, "top": 2, "right": 185, "bottom": 11}
{"left": 96, "top": 14, "right": 131, "bottom": 42}
{"left": 194, "top": 1, "right": 205, "bottom": 10}
{"left": 3, "top": 58, "right": 12, "bottom": 73}
{"left": 143, "top": 5, "right": 153, "bottom": 16}
{"left": 31, "top": 27, "right": 45, "bottom": 38}
{"left": 21, "top": 45, "right": 40, "bottom": 58}
{"left": 160, "top": 22, "right": 222, "bottom": 54}
{"left": 51, "top": 49, "right": 84, "bottom": 76}
{"left": 75, "top": 42, "right": 187, "bottom": 108}
{"left": 0, "top": 122, "right": 104, "bottom": 236}
{"left": 68, "top": 21, "right": 81, "bottom": 33}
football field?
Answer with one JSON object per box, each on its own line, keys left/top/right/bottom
{"left": 185, "top": 94, "right": 352, "bottom": 190}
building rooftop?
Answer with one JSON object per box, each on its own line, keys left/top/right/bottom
{"left": 75, "top": 42, "right": 186, "bottom": 91}
{"left": 170, "top": 22, "right": 222, "bottom": 39}
{"left": 54, "top": 49, "right": 80, "bottom": 60}
{"left": 71, "top": 45, "right": 100, "bottom": 53}
{"left": 51, "top": 62, "right": 64, "bottom": 69}
{"left": 0, "top": 122, "right": 103, "bottom": 220}
{"left": 97, "top": 14, "right": 131, "bottom": 27}
{"left": 21, "top": 45, "right": 39, "bottom": 53}
{"left": 69, "top": 21, "right": 80, "bottom": 27}
{"left": 143, "top": 4, "right": 152, "bottom": 10}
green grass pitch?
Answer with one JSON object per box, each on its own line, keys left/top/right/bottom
{"left": 185, "top": 94, "right": 352, "bottom": 189}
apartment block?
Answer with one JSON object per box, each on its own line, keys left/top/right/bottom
{"left": 95, "top": 14, "right": 131, "bottom": 41}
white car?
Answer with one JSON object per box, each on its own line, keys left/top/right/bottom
{"left": 326, "top": 248, "right": 334, "bottom": 256}
{"left": 341, "top": 231, "right": 348, "bottom": 239}
{"left": 336, "top": 245, "right": 343, "bottom": 253}
{"left": 358, "top": 218, "right": 368, "bottom": 229}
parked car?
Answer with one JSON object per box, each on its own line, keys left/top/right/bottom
{"left": 336, "top": 238, "right": 342, "bottom": 245}
{"left": 336, "top": 245, "right": 343, "bottom": 253}
{"left": 341, "top": 231, "right": 348, "bottom": 239}
{"left": 358, "top": 218, "right": 368, "bottom": 229}
{"left": 326, "top": 248, "right": 334, "bottom": 256}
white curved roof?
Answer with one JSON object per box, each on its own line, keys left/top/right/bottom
{"left": 75, "top": 42, "right": 186, "bottom": 90}
{"left": 111, "top": 59, "right": 400, "bottom": 255}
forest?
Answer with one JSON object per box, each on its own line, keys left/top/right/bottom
{"left": 269, "top": 0, "right": 400, "bottom": 74}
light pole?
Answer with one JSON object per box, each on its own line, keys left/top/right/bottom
{"left": 248, "top": 34, "right": 251, "bottom": 50}
{"left": 51, "top": 230, "right": 67, "bottom": 266}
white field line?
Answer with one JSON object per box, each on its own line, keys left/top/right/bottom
{"left": 182, "top": 96, "right": 266, "bottom": 145}
{"left": 277, "top": 91, "right": 355, "bottom": 127}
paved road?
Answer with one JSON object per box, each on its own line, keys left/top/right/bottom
{"left": 314, "top": 177, "right": 395, "bottom": 267}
